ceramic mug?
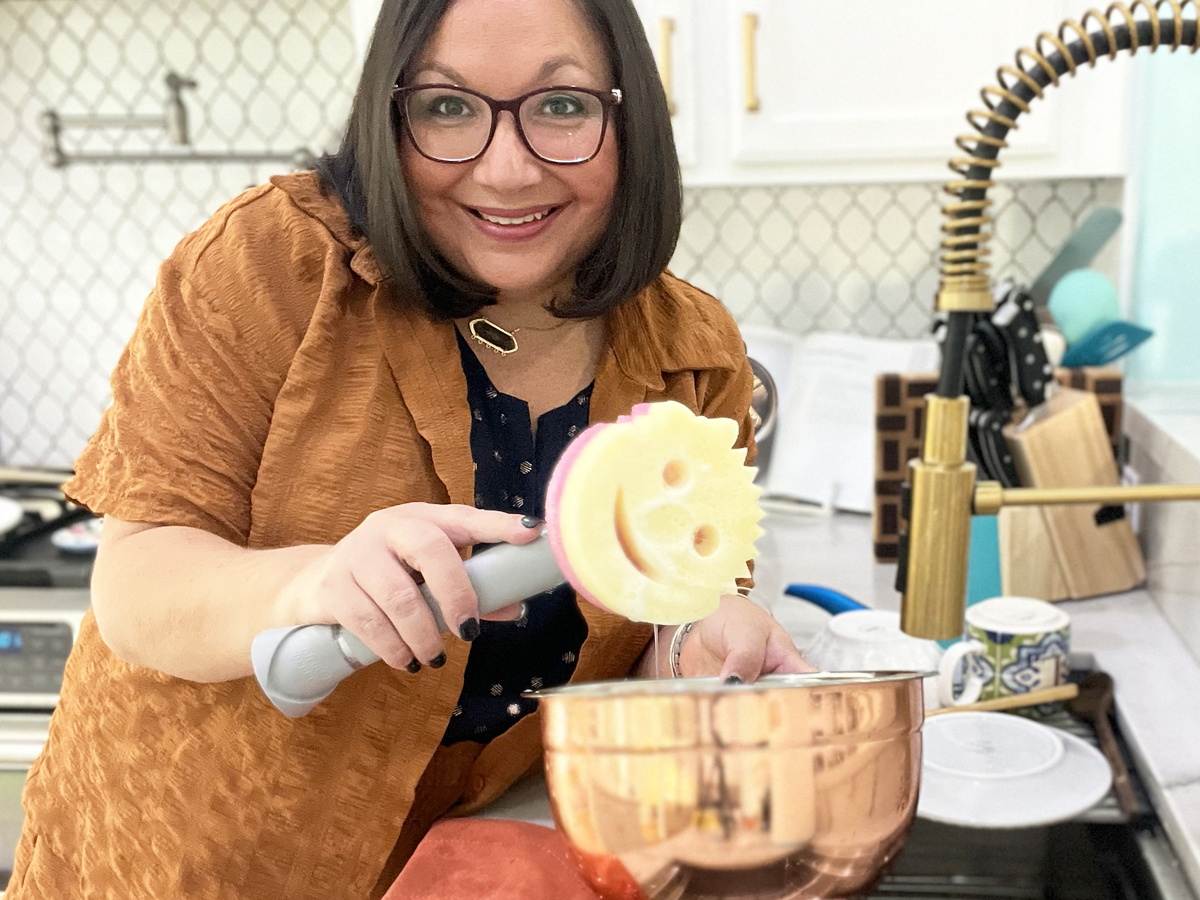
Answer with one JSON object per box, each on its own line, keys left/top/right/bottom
{"left": 941, "top": 596, "right": 1070, "bottom": 705}
{"left": 804, "top": 610, "right": 982, "bottom": 711}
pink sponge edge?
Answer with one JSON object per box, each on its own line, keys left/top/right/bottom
{"left": 545, "top": 403, "right": 657, "bottom": 615}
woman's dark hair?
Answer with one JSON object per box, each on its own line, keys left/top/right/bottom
{"left": 316, "top": 0, "right": 682, "bottom": 320}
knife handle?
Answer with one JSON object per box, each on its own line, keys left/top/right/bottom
{"left": 251, "top": 535, "right": 565, "bottom": 718}
{"left": 994, "top": 287, "right": 1054, "bottom": 408}
{"left": 966, "top": 320, "right": 1015, "bottom": 414}
{"left": 971, "top": 408, "right": 1021, "bottom": 488}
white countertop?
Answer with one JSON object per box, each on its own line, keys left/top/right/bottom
{"left": 1127, "top": 381, "right": 1200, "bottom": 455}
{"left": 480, "top": 507, "right": 1200, "bottom": 897}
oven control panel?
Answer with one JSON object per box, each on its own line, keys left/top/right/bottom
{"left": 0, "top": 623, "right": 74, "bottom": 698}
{"left": 0, "top": 589, "right": 89, "bottom": 711}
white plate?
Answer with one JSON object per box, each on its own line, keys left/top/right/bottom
{"left": 50, "top": 517, "right": 102, "bottom": 554}
{"left": 0, "top": 497, "right": 23, "bottom": 536}
{"left": 917, "top": 711, "right": 1112, "bottom": 829}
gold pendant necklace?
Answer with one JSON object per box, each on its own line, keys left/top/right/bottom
{"left": 467, "top": 317, "right": 520, "bottom": 355}
{"left": 466, "top": 315, "right": 573, "bottom": 356}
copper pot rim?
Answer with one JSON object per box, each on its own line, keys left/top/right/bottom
{"left": 526, "top": 670, "right": 933, "bottom": 700}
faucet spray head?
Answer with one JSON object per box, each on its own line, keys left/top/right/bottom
{"left": 898, "top": 394, "right": 975, "bottom": 641}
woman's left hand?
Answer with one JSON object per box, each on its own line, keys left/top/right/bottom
{"left": 678, "top": 593, "right": 815, "bottom": 682}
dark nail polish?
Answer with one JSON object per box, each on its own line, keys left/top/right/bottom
{"left": 406, "top": 660, "right": 422, "bottom": 675}
{"left": 520, "top": 515, "right": 544, "bottom": 529}
{"left": 429, "top": 652, "right": 447, "bottom": 669}
{"left": 459, "top": 618, "right": 481, "bottom": 642}
{"left": 724, "top": 675, "right": 743, "bottom": 685}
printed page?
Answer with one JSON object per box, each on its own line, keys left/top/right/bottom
{"left": 761, "top": 331, "right": 940, "bottom": 512}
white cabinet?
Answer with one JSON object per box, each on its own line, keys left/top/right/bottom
{"left": 684, "top": 0, "right": 1132, "bottom": 185}
{"left": 353, "top": 0, "right": 1131, "bottom": 186}
{"left": 632, "top": 0, "right": 699, "bottom": 167}
{"left": 348, "top": 0, "right": 381, "bottom": 64}
{"left": 729, "top": 1, "right": 1070, "bottom": 174}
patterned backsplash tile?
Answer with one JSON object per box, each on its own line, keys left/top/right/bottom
{"left": 673, "top": 178, "right": 1124, "bottom": 339}
{"left": 0, "top": 0, "right": 1124, "bottom": 467}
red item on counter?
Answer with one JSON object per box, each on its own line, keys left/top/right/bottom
{"left": 383, "top": 819, "right": 604, "bottom": 900}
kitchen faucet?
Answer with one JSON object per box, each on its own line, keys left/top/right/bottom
{"left": 899, "top": 1, "right": 1200, "bottom": 640}
{"left": 38, "top": 71, "right": 316, "bottom": 170}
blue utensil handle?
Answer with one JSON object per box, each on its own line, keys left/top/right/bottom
{"left": 783, "top": 584, "right": 867, "bottom": 615}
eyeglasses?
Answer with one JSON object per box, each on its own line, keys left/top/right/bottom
{"left": 392, "top": 83, "right": 622, "bottom": 165}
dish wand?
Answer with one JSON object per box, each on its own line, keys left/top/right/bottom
{"left": 253, "top": 400, "right": 766, "bottom": 718}
{"left": 251, "top": 534, "right": 565, "bottom": 717}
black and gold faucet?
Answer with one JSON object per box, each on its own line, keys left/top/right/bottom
{"left": 899, "top": 1, "right": 1200, "bottom": 640}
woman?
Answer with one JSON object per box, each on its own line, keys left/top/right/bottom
{"left": 8, "top": 0, "right": 806, "bottom": 897}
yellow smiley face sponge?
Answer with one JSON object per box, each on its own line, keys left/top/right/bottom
{"left": 546, "top": 401, "right": 763, "bottom": 625}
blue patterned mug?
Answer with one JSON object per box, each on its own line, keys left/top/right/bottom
{"left": 962, "top": 597, "right": 1070, "bottom": 701}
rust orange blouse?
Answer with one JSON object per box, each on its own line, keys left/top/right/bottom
{"left": 7, "top": 172, "right": 755, "bottom": 900}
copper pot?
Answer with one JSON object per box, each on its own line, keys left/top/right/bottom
{"left": 533, "top": 671, "right": 925, "bottom": 899}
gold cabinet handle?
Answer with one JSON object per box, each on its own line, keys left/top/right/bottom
{"left": 743, "top": 12, "right": 760, "bottom": 112}
{"left": 656, "top": 17, "right": 677, "bottom": 116}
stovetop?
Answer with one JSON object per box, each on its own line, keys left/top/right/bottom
{"left": 869, "top": 817, "right": 1182, "bottom": 900}
{"left": 0, "top": 489, "right": 93, "bottom": 588}
{"left": 0, "top": 531, "right": 92, "bottom": 588}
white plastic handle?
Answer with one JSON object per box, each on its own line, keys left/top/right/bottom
{"left": 252, "top": 535, "right": 565, "bottom": 717}
{"left": 936, "top": 639, "right": 985, "bottom": 708}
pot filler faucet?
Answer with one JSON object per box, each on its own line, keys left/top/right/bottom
{"left": 898, "top": 1, "right": 1200, "bottom": 641}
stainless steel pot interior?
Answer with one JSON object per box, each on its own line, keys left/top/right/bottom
{"left": 747, "top": 357, "right": 778, "bottom": 445}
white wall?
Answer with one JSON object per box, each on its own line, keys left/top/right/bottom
{"left": 0, "top": 0, "right": 357, "bottom": 467}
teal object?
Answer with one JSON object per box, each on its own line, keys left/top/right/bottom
{"left": 1061, "top": 320, "right": 1153, "bottom": 367}
{"left": 966, "top": 515, "right": 1002, "bottom": 607}
{"left": 1127, "top": 51, "right": 1200, "bottom": 383}
{"left": 940, "top": 515, "right": 1003, "bottom": 648}
{"left": 1048, "top": 269, "right": 1153, "bottom": 366}
{"left": 1048, "top": 269, "right": 1121, "bottom": 345}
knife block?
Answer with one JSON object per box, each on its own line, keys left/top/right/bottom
{"left": 999, "top": 389, "right": 1145, "bottom": 601}
{"left": 872, "top": 368, "right": 1125, "bottom": 563}
{"left": 873, "top": 373, "right": 939, "bottom": 560}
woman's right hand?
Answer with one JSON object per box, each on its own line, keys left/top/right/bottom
{"left": 280, "top": 503, "right": 542, "bottom": 672}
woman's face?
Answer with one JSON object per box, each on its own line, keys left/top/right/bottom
{"left": 402, "top": 0, "right": 620, "bottom": 303}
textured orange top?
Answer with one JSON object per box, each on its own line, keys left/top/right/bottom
{"left": 7, "top": 172, "right": 755, "bottom": 900}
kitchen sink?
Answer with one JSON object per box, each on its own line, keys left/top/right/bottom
{"left": 864, "top": 708, "right": 1194, "bottom": 900}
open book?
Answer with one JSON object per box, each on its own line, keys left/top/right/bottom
{"left": 741, "top": 326, "right": 940, "bottom": 513}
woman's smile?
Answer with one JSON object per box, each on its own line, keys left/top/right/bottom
{"left": 465, "top": 203, "right": 565, "bottom": 241}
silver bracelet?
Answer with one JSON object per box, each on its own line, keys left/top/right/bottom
{"left": 669, "top": 622, "right": 695, "bottom": 679}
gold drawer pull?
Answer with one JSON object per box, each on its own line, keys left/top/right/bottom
{"left": 743, "top": 12, "right": 760, "bottom": 112}
{"left": 657, "top": 17, "right": 677, "bottom": 115}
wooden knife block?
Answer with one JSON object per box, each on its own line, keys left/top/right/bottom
{"left": 871, "top": 368, "right": 1123, "bottom": 562}
{"left": 999, "top": 388, "right": 1145, "bottom": 601}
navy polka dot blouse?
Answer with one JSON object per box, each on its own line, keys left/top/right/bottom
{"left": 442, "top": 331, "right": 591, "bottom": 745}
